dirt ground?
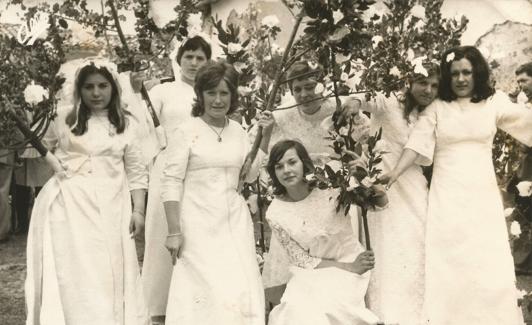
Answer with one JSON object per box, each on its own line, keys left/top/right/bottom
{"left": 2, "top": 233, "right": 532, "bottom": 325}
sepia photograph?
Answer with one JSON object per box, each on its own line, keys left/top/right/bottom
{"left": 0, "top": 0, "right": 531, "bottom": 324}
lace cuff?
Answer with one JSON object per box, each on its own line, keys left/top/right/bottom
{"left": 271, "top": 224, "right": 321, "bottom": 269}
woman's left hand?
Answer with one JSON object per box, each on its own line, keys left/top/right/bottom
{"left": 257, "top": 110, "right": 275, "bottom": 137}
{"left": 129, "top": 210, "right": 145, "bottom": 240}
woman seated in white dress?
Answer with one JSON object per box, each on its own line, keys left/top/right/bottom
{"left": 265, "top": 140, "right": 380, "bottom": 325}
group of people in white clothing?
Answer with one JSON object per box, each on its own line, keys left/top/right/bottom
{"left": 22, "top": 24, "right": 532, "bottom": 325}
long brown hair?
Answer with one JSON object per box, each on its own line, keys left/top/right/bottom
{"left": 66, "top": 63, "right": 129, "bottom": 135}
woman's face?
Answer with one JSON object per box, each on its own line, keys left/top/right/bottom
{"left": 202, "top": 80, "right": 231, "bottom": 122}
{"left": 291, "top": 77, "right": 322, "bottom": 112}
{"left": 180, "top": 49, "right": 208, "bottom": 83}
{"left": 274, "top": 148, "right": 305, "bottom": 190}
{"left": 80, "top": 73, "right": 113, "bottom": 112}
{"left": 410, "top": 75, "right": 439, "bottom": 107}
{"left": 450, "top": 58, "right": 474, "bottom": 98}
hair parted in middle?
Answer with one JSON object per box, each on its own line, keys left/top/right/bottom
{"left": 65, "top": 61, "right": 130, "bottom": 136}
{"left": 439, "top": 46, "right": 495, "bottom": 103}
{"left": 191, "top": 60, "right": 239, "bottom": 117}
{"left": 267, "top": 140, "right": 316, "bottom": 195}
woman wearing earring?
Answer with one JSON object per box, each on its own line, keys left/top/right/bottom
{"left": 142, "top": 35, "right": 212, "bottom": 323}
{"left": 161, "top": 61, "right": 273, "bottom": 324}
{"left": 387, "top": 46, "right": 532, "bottom": 324}
{"left": 25, "top": 60, "right": 149, "bottom": 325}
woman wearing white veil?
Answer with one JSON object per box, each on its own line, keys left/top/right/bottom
{"left": 25, "top": 59, "right": 149, "bottom": 325}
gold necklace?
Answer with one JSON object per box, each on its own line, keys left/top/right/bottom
{"left": 204, "top": 117, "right": 227, "bottom": 142}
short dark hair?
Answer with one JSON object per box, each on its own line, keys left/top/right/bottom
{"left": 285, "top": 61, "right": 323, "bottom": 92}
{"left": 267, "top": 140, "right": 315, "bottom": 195}
{"left": 439, "top": 46, "right": 494, "bottom": 103}
{"left": 516, "top": 62, "right": 532, "bottom": 77}
{"left": 176, "top": 36, "right": 212, "bottom": 65}
{"left": 191, "top": 61, "right": 239, "bottom": 117}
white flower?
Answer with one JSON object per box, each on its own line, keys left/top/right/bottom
{"left": 516, "top": 289, "right": 527, "bottom": 300}
{"left": 246, "top": 194, "right": 258, "bottom": 214}
{"left": 340, "top": 72, "right": 348, "bottom": 82}
{"left": 361, "top": 176, "right": 375, "bottom": 188}
{"left": 371, "top": 35, "right": 383, "bottom": 49}
{"left": 516, "top": 181, "right": 532, "bottom": 197}
{"left": 227, "top": 42, "right": 243, "bottom": 55}
{"left": 347, "top": 176, "right": 359, "bottom": 191}
{"left": 187, "top": 12, "right": 203, "bottom": 29}
{"left": 24, "top": 81, "right": 48, "bottom": 105}
{"left": 414, "top": 19, "right": 425, "bottom": 30}
{"left": 410, "top": 4, "right": 426, "bottom": 20}
{"left": 314, "top": 83, "right": 325, "bottom": 94}
{"left": 261, "top": 15, "right": 280, "bottom": 28}
{"left": 326, "top": 160, "right": 343, "bottom": 173}
{"left": 338, "top": 126, "right": 349, "bottom": 136}
{"left": 504, "top": 208, "right": 515, "bottom": 218}
{"left": 256, "top": 253, "right": 264, "bottom": 265}
{"left": 389, "top": 66, "right": 402, "bottom": 78}
{"left": 308, "top": 61, "right": 319, "bottom": 70}
{"left": 305, "top": 173, "right": 316, "bottom": 182}
{"left": 185, "top": 13, "right": 204, "bottom": 37}
{"left": 238, "top": 86, "right": 252, "bottom": 96}
{"left": 510, "top": 221, "right": 522, "bottom": 237}
{"left": 346, "top": 70, "right": 363, "bottom": 91}
{"left": 335, "top": 53, "right": 350, "bottom": 64}
{"left": 446, "top": 52, "right": 455, "bottom": 62}
{"left": 374, "top": 139, "right": 388, "bottom": 153}
{"left": 233, "top": 61, "right": 248, "bottom": 73}
{"left": 332, "top": 10, "right": 344, "bottom": 24}
{"left": 412, "top": 56, "right": 428, "bottom": 77}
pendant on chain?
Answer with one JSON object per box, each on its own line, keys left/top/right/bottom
{"left": 218, "top": 136, "right": 222, "bottom": 142}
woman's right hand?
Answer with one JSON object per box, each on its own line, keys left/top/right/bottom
{"left": 381, "top": 170, "right": 400, "bottom": 190}
{"left": 350, "top": 250, "right": 375, "bottom": 275}
{"left": 165, "top": 234, "right": 184, "bottom": 265}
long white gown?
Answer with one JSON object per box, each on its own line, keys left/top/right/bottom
{"left": 25, "top": 111, "right": 149, "bottom": 325}
{"left": 161, "top": 117, "right": 265, "bottom": 325}
{"left": 266, "top": 188, "right": 380, "bottom": 325}
{"left": 405, "top": 92, "right": 532, "bottom": 324}
{"left": 141, "top": 79, "right": 195, "bottom": 316}
{"left": 361, "top": 93, "right": 428, "bottom": 325}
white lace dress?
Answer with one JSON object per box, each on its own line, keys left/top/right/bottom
{"left": 266, "top": 188, "right": 379, "bottom": 325}
{"left": 360, "top": 93, "right": 429, "bottom": 325}
{"left": 270, "top": 99, "right": 337, "bottom": 164}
